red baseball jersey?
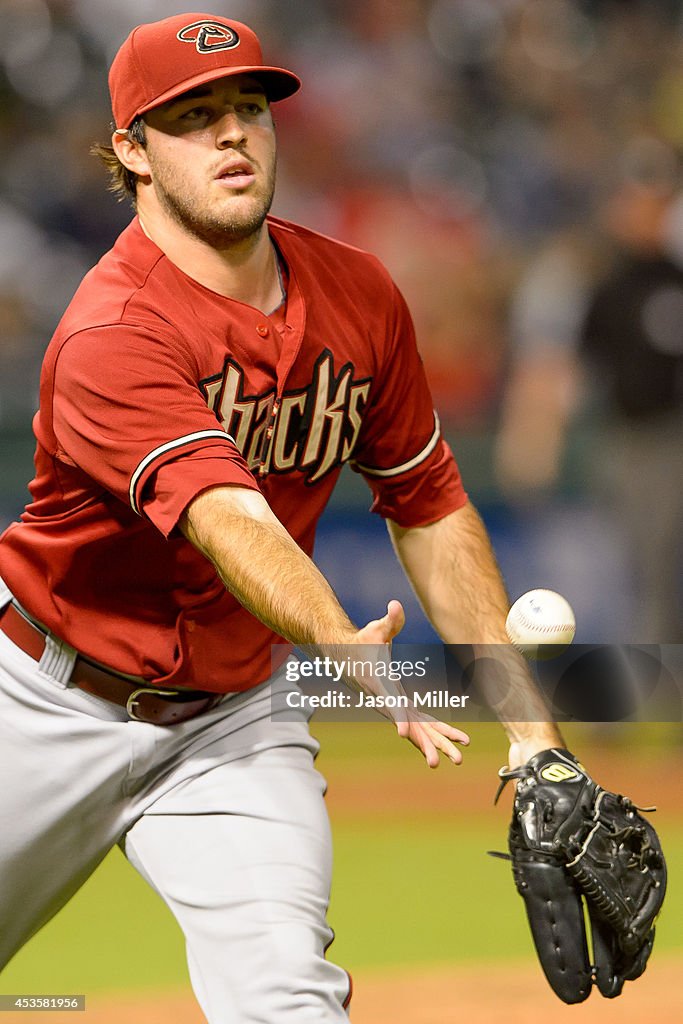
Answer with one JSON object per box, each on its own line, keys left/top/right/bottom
{"left": 0, "top": 216, "right": 467, "bottom": 691}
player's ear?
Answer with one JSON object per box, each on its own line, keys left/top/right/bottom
{"left": 112, "top": 129, "right": 151, "bottom": 179}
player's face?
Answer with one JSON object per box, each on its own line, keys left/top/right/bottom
{"left": 141, "top": 75, "right": 277, "bottom": 246}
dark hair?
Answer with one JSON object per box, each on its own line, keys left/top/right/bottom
{"left": 90, "top": 117, "right": 147, "bottom": 205}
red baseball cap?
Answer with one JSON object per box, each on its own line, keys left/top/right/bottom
{"left": 109, "top": 12, "right": 301, "bottom": 129}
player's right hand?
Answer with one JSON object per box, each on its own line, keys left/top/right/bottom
{"left": 353, "top": 598, "right": 405, "bottom": 646}
{"left": 396, "top": 712, "right": 470, "bottom": 769}
{"left": 352, "top": 601, "right": 470, "bottom": 769}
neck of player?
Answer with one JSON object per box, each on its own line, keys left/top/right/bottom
{"left": 137, "top": 202, "right": 282, "bottom": 315}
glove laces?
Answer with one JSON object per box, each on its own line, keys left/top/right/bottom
{"left": 494, "top": 764, "right": 531, "bottom": 805}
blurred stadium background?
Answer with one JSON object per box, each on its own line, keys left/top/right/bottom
{"left": 0, "top": 2, "right": 682, "bottom": 1020}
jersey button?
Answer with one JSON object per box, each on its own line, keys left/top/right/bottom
{"left": 256, "top": 324, "right": 269, "bottom": 337}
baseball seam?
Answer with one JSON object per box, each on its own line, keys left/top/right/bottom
{"left": 509, "top": 610, "right": 574, "bottom": 635}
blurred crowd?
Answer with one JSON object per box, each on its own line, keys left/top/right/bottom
{"left": 0, "top": 0, "right": 682, "bottom": 637}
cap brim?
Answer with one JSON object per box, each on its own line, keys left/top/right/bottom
{"left": 130, "top": 64, "right": 301, "bottom": 125}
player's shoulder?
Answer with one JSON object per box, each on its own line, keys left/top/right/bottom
{"left": 267, "top": 215, "right": 395, "bottom": 288}
{"left": 52, "top": 220, "right": 185, "bottom": 348}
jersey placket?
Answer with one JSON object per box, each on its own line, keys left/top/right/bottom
{"left": 256, "top": 233, "right": 306, "bottom": 478}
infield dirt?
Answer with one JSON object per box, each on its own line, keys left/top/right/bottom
{"left": 3, "top": 955, "right": 682, "bottom": 1023}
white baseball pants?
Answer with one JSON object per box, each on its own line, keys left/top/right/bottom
{"left": 0, "top": 587, "right": 351, "bottom": 1022}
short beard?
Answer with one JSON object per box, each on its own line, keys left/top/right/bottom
{"left": 150, "top": 156, "right": 276, "bottom": 248}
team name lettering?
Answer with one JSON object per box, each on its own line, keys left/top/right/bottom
{"left": 201, "top": 350, "right": 371, "bottom": 483}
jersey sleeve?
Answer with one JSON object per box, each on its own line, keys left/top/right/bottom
{"left": 50, "top": 324, "right": 260, "bottom": 536}
{"left": 350, "top": 279, "right": 467, "bottom": 527}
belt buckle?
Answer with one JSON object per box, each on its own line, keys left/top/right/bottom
{"left": 126, "top": 686, "right": 182, "bottom": 722}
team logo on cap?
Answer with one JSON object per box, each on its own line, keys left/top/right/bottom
{"left": 177, "top": 21, "right": 240, "bottom": 54}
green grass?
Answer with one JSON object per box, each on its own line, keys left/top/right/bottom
{"left": 330, "top": 817, "right": 683, "bottom": 971}
{"left": 331, "top": 819, "right": 534, "bottom": 969}
{"left": 312, "top": 719, "right": 683, "bottom": 776}
{"left": 1, "top": 722, "right": 680, "bottom": 995}
{"left": 1, "top": 813, "right": 681, "bottom": 996}
{"left": 0, "top": 848, "right": 189, "bottom": 995}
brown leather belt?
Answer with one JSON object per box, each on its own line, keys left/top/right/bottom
{"left": 0, "top": 601, "right": 223, "bottom": 725}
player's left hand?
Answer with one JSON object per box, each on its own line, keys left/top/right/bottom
{"left": 353, "top": 600, "right": 470, "bottom": 768}
{"left": 494, "top": 748, "right": 667, "bottom": 1003}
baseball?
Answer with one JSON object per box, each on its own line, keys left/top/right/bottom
{"left": 505, "top": 589, "right": 576, "bottom": 660}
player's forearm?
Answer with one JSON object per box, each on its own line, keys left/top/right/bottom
{"left": 180, "top": 485, "right": 356, "bottom": 649}
{"left": 388, "top": 500, "right": 563, "bottom": 752}
{"left": 390, "top": 501, "right": 511, "bottom": 643}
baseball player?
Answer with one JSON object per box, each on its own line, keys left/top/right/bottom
{"left": 0, "top": 13, "right": 567, "bottom": 1022}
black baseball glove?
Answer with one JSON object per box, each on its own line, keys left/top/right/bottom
{"left": 492, "top": 748, "right": 666, "bottom": 1004}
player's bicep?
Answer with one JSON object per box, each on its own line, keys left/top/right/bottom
{"left": 51, "top": 326, "right": 254, "bottom": 525}
{"left": 348, "top": 283, "right": 467, "bottom": 525}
